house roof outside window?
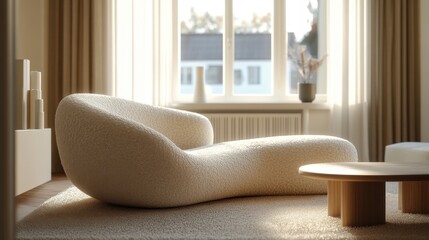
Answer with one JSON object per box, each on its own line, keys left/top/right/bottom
{"left": 181, "top": 33, "right": 271, "bottom": 61}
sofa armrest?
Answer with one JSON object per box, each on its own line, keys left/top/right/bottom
{"left": 149, "top": 107, "right": 214, "bottom": 149}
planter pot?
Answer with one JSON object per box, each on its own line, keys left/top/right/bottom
{"left": 298, "top": 83, "right": 316, "bottom": 103}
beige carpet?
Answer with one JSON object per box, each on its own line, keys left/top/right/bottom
{"left": 16, "top": 187, "right": 429, "bottom": 240}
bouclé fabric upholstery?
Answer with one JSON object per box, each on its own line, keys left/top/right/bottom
{"left": 55, "top": 94, "right": 358, "bottom": 208}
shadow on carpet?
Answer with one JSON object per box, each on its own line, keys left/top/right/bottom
{"left": 16, "top": 187, "right": 429, "bottom": 240}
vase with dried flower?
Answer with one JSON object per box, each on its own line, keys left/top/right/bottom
{"left": 291, "top": 46, "right": 327, "bottom": 103}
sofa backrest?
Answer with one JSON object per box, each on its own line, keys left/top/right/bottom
{"left": 56, "top": 94, "right": 213, "bottom": 149}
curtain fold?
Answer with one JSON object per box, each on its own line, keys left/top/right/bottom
{"left": 369, "top": 0, "right": 421, "bottom": 162}
{"left": 47, "top": 0, "right": 111, "bottom": 172}
{"left": 327, "top": 0, "right": 371, "bottom": 162}
{"left": 112, "top": 0, "right": 170, "bottom": 106}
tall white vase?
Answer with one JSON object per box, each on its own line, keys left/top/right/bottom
{"left": 16, "top": 59, "right": 30, "bottom": 130}
{"left": 194, "top": 66, "right": 206, "bottom": 103}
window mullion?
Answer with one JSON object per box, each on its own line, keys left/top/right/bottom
{"left": 273, "top": 0, "right": 286, "bottom": 99}
{"left": 224, "top": 0, "right": 234, "bottom": 99}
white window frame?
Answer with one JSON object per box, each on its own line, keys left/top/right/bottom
{"left": 172, "top": 0, "right": 327, "bottom": 104}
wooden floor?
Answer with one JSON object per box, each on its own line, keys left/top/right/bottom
{"left": 15, "top": 174, "right": 72, "bottom": 222}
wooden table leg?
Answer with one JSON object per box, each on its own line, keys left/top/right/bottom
{"left": 328, "top": 181, "right": 341, "bottom": 217}
{"left": 399, "top": 181, "right": 429, "bottom": 213}
{"left": 341, "top": 181, "right": 385, "bottom": 227}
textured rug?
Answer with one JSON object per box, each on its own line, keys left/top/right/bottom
{"left": 16, "top": 187, "right": 429, "bottom": 240}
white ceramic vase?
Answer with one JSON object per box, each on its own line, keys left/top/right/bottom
{"left": 194, "top": 66, "right": 206, "bottom": 103}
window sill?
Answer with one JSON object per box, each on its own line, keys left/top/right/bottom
{"left": 169, "top": 101, "right": 332, "bottom": 113}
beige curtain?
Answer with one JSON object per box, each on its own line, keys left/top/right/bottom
{"left": 327, "top": 0, "right": 372, "bottom": 162}
{"left": 47, "top": 0, "right": 111, "bottom": 172}
{"left": 370, "top": 0, "right": 421, "bottom": 162}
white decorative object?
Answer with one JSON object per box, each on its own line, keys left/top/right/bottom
{"left": 29, "top": 89, "right": 41, "bottom": 129}
{"left": 30, "top": 71, "right": 42, "bottom": 92}
{"left": 193, "top": 66, "right": 206, "bottom": 103}
{"left": 15, "top": 129, "right": 51, "bottom": 195}
{"left": 35, "top": 99, "right": 44, "bottom": 129}
{"left": 29, "top": 71, "right": 43, "bottom": 129}
{"left": 16, "top": 59, "right": 30, "bottom": 130}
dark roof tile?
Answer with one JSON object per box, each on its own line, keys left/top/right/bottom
{"left": 181, "top": 33, "right": 271, "bottom": 61}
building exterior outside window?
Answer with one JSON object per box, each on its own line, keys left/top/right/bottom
{"left": 181, "top": 67, "right": 193, "bottom": 85}
{"left": 248, "top": 66, "right": 261, "bottom": 85}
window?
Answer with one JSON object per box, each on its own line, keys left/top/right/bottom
{"left": 175, "top": 0, "right": 326, "bottom": 102}
{"left": 286, "top": 0, "right": 323, "bottom": 94}
{"left": 233, "top": 0, "right": 272, "bottom": 95}
{"left": 179, "top": 0, "right": 224, "bottom": 95}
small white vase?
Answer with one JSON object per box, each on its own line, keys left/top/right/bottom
{"left": 194, "top": 66, "right": 206, "bottom": 103}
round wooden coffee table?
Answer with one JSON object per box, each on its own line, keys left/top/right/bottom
{"left": 299, "top": 162, "right": 429, "bottom": 227}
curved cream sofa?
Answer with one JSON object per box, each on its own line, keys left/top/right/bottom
{"left": 55, "top": 94, "right": 358, "bottom": 208}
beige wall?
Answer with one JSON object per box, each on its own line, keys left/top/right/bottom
{"left": 421, "top": 0, "right": 429, "bottom": 141}
{"left": 15, "top": 0, "right": 48, "bottom": 123}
